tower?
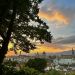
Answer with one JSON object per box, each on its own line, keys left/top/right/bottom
{"left": 72, "top": 48, "right": 74, "bottom": 56}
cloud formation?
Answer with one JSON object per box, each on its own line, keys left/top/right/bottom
{"left": 35, "top": 0, "right": 75, "bottom": 53}
{"left": 54, "top": 35, "right": 75, "bottom": 44}
{"left": 38, "top": 11, "right": 69, "bottom": 25}
{"left": 39, "top": 0, "right": 75, "bottom": 27}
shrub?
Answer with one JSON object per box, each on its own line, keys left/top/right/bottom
{"left": 1, "top": 65, "right": 17, "bottom": 75}
{"left": 26, "top": 58, "right": 47, "bottom": 72}
{"left": 46, "top": 70, "right": 63, "bottom": 75}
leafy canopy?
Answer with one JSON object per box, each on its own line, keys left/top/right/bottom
{"left": 0, "top": 0, "right": 52, "bottom": 52}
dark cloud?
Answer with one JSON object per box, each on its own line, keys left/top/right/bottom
{"left": 54, "top": 35, "right": 75, "bottom": 44}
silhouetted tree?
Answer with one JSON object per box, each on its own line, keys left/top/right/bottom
{"left": 0, "top": 0, "right": 52, "bottom": 65}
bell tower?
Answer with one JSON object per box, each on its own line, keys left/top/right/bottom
{"left": 72, "top": 48, "right": 74, "bottom": 56}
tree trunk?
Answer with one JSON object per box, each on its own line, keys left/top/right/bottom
{"left": 0, "top": 1, "right": 16, "bottom": 66}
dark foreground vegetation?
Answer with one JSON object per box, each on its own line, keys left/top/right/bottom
{"left": 1, "top": 58, "right": 75, "bottom": 75}
{"left": 1, "top": 65, "right": 75, "bottom": 75}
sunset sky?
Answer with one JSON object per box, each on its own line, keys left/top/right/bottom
{"left": 6, "top": 0, "right": 75, "bottom": 56}
{"left": 31, "top": 0, "right": 75, "bottom": 53}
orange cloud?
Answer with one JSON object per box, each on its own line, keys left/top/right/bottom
{"left": 30, "top": 43, "right": 65, "bottom": 53}
{"left": 38, "top": 11, "right": 69, "bottom": 25}
{"left": 30, "top": 42, "right": 75, "bottom": 53}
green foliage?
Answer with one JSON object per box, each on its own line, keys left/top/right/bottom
{"left": 67, "top": 71, "right": 75, "bottom": 75}
{"left": 3, "top": 60, "right": 18, "bottom": 67}
{"left": 1, "top": 63, "right": 75, "bottom": 75}
{"left": 18, "top": 67, "right": 40, "bottom": 75}
{"left": 1, "top": 60, "right": 40, "bottom": 75}
{"left": 39, "top": 70, "right": 65, "bottom": 75}
{"left": 0, "top": 65, "right": 17, "bottom": 75}
{"left": 1, "top": 65, "right": 40, "bottom": 75}
{"left": 26, "top": 58, "right": 47, "bottom": 72}
{"left": 47, "top": 70, "right": 62, "bottom": 75}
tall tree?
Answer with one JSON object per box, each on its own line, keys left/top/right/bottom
{"left": 0, "top": 0, "right": 52, "bottom": 65}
